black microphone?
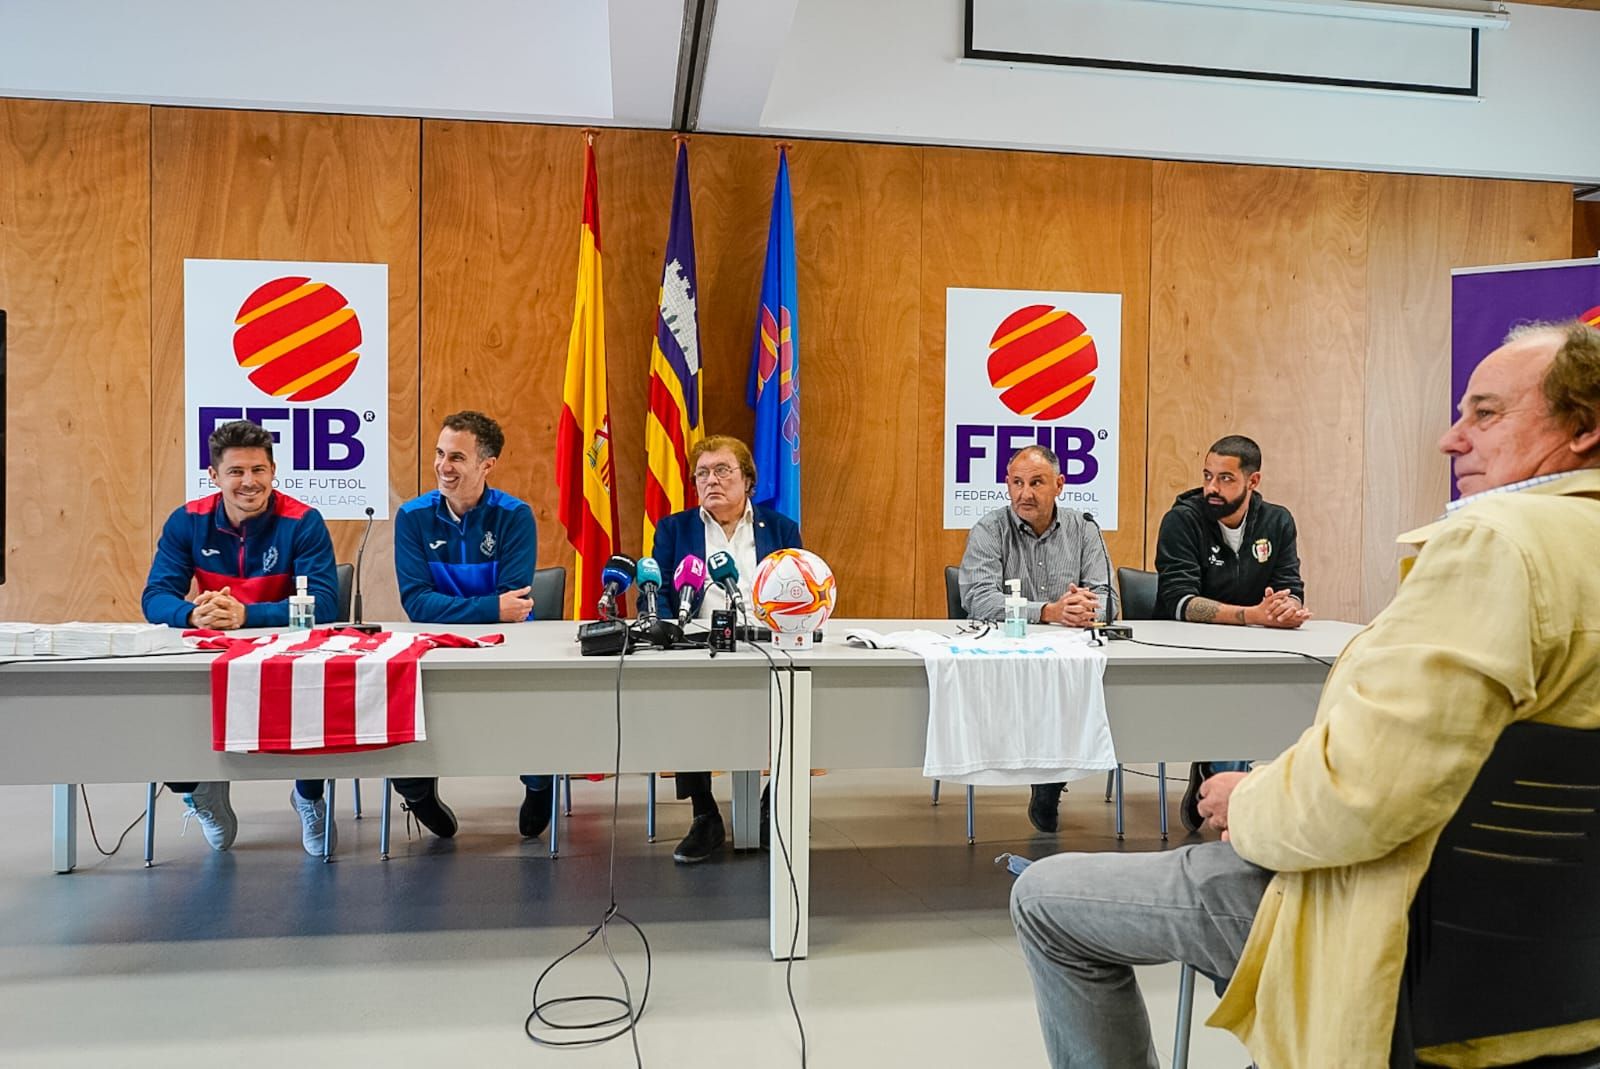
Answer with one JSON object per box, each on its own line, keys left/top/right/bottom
{"left": 1081, "top": 510, "right": 1124, "bottom": 632}
{"left": 346, "top": 506, "right": 380, "bottom": 633}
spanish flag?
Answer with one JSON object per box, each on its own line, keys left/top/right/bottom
{"left": 555, "top": 141, "right": 621, "bottom": 620}
{"left": 642, "top": 141, "right": 705, "bottom": 556}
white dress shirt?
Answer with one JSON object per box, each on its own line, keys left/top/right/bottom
{"left": 698, "top": 501, "right": 758, "bottom": 620}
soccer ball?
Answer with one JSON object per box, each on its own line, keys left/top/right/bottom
{"left": 751, "top": 549, "right": 837, "bottom": 648}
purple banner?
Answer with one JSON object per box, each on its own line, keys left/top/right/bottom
{"left": 1450, "top": 259, "right": 1600, "bottom": 497}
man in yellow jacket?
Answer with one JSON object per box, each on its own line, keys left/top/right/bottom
{"left": 1012, "top": 319, "right": 1600, "bottom": 1068}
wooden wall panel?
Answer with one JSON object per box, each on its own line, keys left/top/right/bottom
{"left": 1149, "top": 163, "right": 1370, "bottom": 622}
{"left": 0, "top": 100, "right": 151, "bottom": 621}
{"left": 151, "top": 109, "right": 420, "bottom": 620}
{"left": 1576, "top": 199, "right": 1600, "bottom": 259}
{"left": 919, "top": 151, "right": 1153, "bottom": 619}
{"left": 1362, "top": 176, "right": 1572, "bottom": 618}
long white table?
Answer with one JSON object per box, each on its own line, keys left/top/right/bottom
{"left": 0, "top": 618, "right": 1361, "bottom": 960}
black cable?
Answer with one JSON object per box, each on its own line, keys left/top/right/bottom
{"left": 743, "top": 633, "right": 808, "bottom": 1067}
{"left": 1117, "top": 768, "right": 1189, "bottom": 783}
{"left": 525, "top": 632, "right": 650, "bottom": 1064}
{"left": 1123, "top": 636, "right": 1335, "bottom": 668}
{"left": 80, "top": 785, "right": 162, "bottom": 857}
{"left": 0, "top": 647, "right": 216, "bottom": 668}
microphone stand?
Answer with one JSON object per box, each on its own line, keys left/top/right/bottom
{"left": 345, "top": 505, "right": 381, "bottom": 633}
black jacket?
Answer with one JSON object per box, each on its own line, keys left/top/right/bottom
{"left": 1153, "top": 488, "right": 1304, "bottom": 620}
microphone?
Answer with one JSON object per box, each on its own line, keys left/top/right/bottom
{"left": 345, "top": 506, "right": 380, "bottom": 633}
{"left": 597, "top": 554, "right": 635, "bottom": 620}
{"left": 635, "top": 557, "right": 663, "bottom": 624}
{"left": 706, "top": 550, "right": 747, "bottom": 621}
{"left": 672, "top": 554, "right": 708, "bottom": 628}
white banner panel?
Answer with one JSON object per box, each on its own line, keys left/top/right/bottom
{"left": 944, "top": 288, "right": 1121, "bottom": 531}
{"left": 184, "top": 259, "right": 389, "bottom": 520}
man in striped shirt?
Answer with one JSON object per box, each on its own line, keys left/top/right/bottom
{"left": 957, "top": 444, "right": 1115, "bottom": 833}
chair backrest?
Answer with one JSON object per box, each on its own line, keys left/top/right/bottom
{"left": 1117, "top": 567, "right": 1158, "bottom": 622}
{"left": 1395, "top": 721, "right": 1600, "bottom": 1058}
{"left": 531, "top": 566, "right": 567, "bottom": 622}
{"left": 944, "top": 566, "right": 966, "bottom": 621}
{"left": 335, "top": 562, "right": 354, "bottom": 619}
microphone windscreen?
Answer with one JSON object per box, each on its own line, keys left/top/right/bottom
{"left": 635, "top": 557, "right": 663, "bottom": 588}
{"left": 673, "top": 554, "right": 708, "bottom": 592}
{"left": 600, "top": 564, "right": 634, "bottom": 593}
{"left": 707, "top": 551, "right": 739, "bottom": 584}
{"left": 603, "top": 553, "right": 636, "bottom": 579}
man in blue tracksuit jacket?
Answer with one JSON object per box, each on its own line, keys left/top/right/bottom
{"left": 141, "top": 419, "right": 340, "bottom": 856}
{"left": 391, "top": 410, "right": 553, "bottom": 840}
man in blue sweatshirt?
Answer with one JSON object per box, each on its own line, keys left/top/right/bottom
{"left": 142, "top": 419, "right": 339, "bottom": 856}
{"left": 392, "top": 410, "right": 552, "bottom": 839}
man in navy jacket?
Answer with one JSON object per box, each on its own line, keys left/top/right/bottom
{"left": 392, "top": 410, "right": 552, "bottom": 840}
{"left": 142, "top": 419, "right": 339, "bottom": 856}
{"left": 648, "top": 435, "right": 802, "bottom": 863}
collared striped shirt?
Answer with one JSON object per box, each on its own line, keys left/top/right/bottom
{"left": 1445, "top": 471, "right": 1578, "bottom": 515}
{"left": 957, "top": 505, "right": 1114, "bottom": 624}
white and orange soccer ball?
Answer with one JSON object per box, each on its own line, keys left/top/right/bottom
{"left": 751, "top": 548, "right": 837, "bottom": 648}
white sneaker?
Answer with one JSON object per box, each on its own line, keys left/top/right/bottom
{"left": 290, "top": 786, "right": 336, "bottom": 857}
{"left": 180, "top": 781, "right": 238, "bottom": 851}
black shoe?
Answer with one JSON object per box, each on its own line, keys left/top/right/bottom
{"left": 673, "top": 813, "right": 726, "bottom": 864}
{"left": 401, "top": 785, "right": 458, "bottom": 839}
{"left": 519, "top": 785, "right": 554, "bottom": 839}
{"left": 759, "top": 784, "right": 770, "bottom": 850}
{"left": 1180, "top": 763, "right": 1206, "bottom": 833}
{"left": 1028, "top": 783, "right": 1063, "bottom": 833}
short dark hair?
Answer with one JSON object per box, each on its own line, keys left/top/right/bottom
{"left": 440, "top": 410, "right": 504, "bottom": 459}
{"left": 1207, "top": 435, "right": 1262, "bottom": 476}
{"left": 1008, "top": 444, "right": 1060, "bottom": 475}
{"left": 208, "top": 420, "right": 275, "bottom": 468}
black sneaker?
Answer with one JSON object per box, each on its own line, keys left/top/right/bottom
{"left": 673, "top": 813, "right": 726, "bottom": 864}
{"left": 519, "top": 785, "right": 554, "bottom": 839}
{"left": 1028, "top": 783, "right": 1064, "bottom": 834}
{"left": 1180, "top": 763, "right": 1207, "bottom": 833}
{"left": 759, "top": 784, "right": 770, "bottom": 850}
{"left": 401, "top": 786, "right": 459, "bottom": 839}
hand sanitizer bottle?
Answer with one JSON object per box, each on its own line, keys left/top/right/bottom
{"left": 1003, "top": 579, "right": 1028, "bottom": 639}
{"left": 288, "top": 576, "right": 316, "bottom": 631}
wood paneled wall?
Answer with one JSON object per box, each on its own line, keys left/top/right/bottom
{"left": 1577, "top": 199, "right": 1600, "bottom": 259}
{"left": 0, "top": 99, "right": 1577, "bottom": 623}
{"left": 0, "top": 100, "right": 150, "bottom": 621}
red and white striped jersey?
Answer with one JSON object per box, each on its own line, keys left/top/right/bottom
{"left": 188, "top": 628, "right": 503, "bottom": 754}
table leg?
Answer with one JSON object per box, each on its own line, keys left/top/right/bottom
{"left": 52, "top": 784, "right": 78, "bottom": 874}
{"left": 769, "top": 670, "right": 810, "bottom": 961}
{"left": 731, "top": 770, "right": 760, "bottom": 850}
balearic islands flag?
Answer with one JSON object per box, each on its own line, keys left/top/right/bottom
{"left": 194, "top": 629, "right": 504, "bottom": 754}
{"left": 747, "top": 147, "right": 801, "bottom": 524}
{"left": 642, "top": 141, "right": 705, "bottom": 556}
{"left": 555, "top": 140, "right": 623, "bottom": 619}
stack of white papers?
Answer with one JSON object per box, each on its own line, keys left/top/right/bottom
{"left": 0, "top": 623, "right": 42, "bottom": 656}
{"left": 28, "top": 622, "right": 185, "bottom": 658}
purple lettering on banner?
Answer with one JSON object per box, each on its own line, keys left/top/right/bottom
{"left": 996, "top": 426, "right": 1035, "bottom": 482}
{"left": 242, "top": 407, "right": 291, "bottom": 465}
{"left": 292, "top": 407, "right": 313, "bottom": 469}
{"left": 955, "top": 425, "right": 991, "bottom": 484}
{"left": 197, "top": 407, "right": 243, "bottom": 467}
{"left": 315, "top": 409, "right": 365, "bottom": 470}
{"left": 1055, "top": 427, "right": 1098, "bottom": 484}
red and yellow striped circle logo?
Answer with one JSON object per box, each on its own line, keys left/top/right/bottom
{"left": 986, "top": 305, "right": 1097, "bottom": 421}
{"left": 1580, "top": 305, "right": 1600, "bottom": 330}
{"left": 232, "top": 276, "right": 362, "bottom": 402}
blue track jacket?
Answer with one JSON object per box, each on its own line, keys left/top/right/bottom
{"left": 395, "top": 487, "right": 537, "bottom": 624}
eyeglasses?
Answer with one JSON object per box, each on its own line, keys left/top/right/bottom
{"left": 693, "top": 463, "right": 738, "bottom": 483}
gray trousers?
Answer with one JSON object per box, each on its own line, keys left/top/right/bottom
{"left": 1010, "top": 842, "right": 1273, "bottom": 1068}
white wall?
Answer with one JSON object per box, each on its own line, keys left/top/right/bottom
{"left": 699, "top": 0, "right": 1600, "bottom": 184}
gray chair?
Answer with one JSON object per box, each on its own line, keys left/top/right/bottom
{"left": 1113, "top": 567, "right": 1170, "bottom": 841}
{"left": 1172, "top": 722, "right": 1600, "bottom": 1069}
{"left": 932, "top": 567, "right": 979, "bottom": 842}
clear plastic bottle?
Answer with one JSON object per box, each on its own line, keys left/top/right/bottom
{"left": 288, "top": 575, "right": 316, "bottom": 631}
{"left": 1003, "top": 579, "right": 1028, "bottom": 639}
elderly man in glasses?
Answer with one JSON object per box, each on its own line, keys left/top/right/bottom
{"left": 649, "top": 435, "right": 803, "bottom": 864}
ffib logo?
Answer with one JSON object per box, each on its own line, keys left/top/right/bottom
{"left": 987, "top": 305, "right": 1097, "bottom": 421}
{"left": 233, "top": 277, "right": 362, "bottom": 402}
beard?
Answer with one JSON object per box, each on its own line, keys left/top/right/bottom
{"left": 1202, "top": 490, "right": 1247, "bottom": 522}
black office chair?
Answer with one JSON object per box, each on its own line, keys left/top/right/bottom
{"left": 1110, "top": 567, "right": 1171, "bottom": 841}
{"left": 1172, "top": 721, "right": 1600, "bottom": 1069}
{"left": 931, "top": 567, "right": 980, "bottom": 842}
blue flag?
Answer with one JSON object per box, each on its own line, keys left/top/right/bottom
{"left": 746, "top": 148, "right": 801, "bottom": 523}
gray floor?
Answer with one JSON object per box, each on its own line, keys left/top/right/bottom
{"left": 0, "top": 768, "right": 1250, "bottom": 1068}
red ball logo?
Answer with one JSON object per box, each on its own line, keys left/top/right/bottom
{"left": 1581, "top": 305, "right": 1600, "bottom": 330}
{"left": 986, "top": 305, "right": 1097, "bottom": 421}
{"left": 232, "top": 276, "right": 362, "bottom": 402}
